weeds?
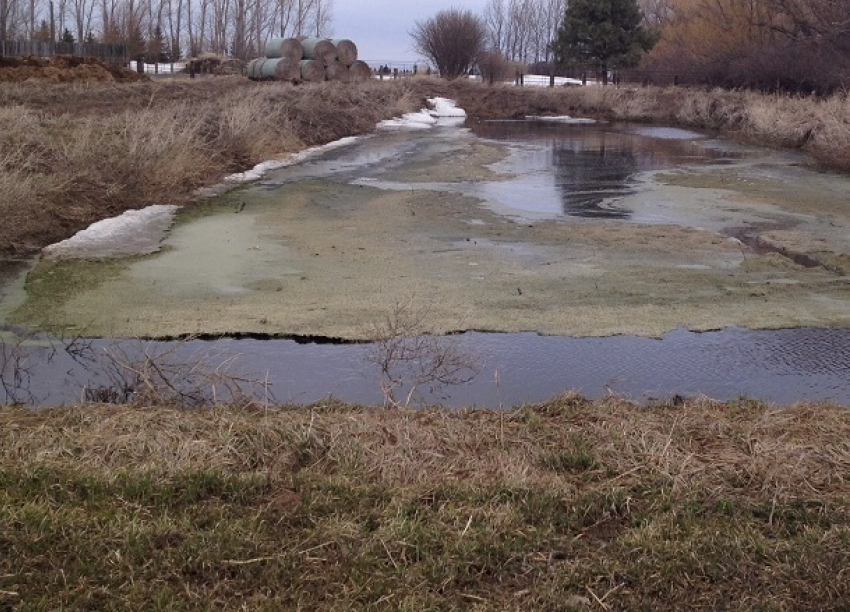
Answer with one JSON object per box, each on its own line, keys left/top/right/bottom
{"left": 364, "top": 298, "right": 478, "bottom": 407}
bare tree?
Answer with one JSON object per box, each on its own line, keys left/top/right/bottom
{"left": 411, "top": 8, "right": 487, "bottom": 79}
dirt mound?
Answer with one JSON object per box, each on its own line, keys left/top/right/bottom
{"left": 0, "top": 55, "right": 148, "bottom": 83}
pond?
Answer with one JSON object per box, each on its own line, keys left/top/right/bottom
{"left": 2, "top": 116, "right": 850, "bottom": 407}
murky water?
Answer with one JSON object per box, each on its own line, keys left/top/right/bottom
{"left": 1, "top": 118, "right": 849, "bottom": 407}
{"left": 3, "top": 327, "right": 850, "bottom": 407}
{"left": 470, "top": 120, "right": 743, "bottom": 219}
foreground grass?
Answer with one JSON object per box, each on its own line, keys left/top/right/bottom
{"left": 2, "top": 396, "right": 849, "bottom": 609}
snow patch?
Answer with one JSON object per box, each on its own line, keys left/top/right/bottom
{"left": 521, "top": 75, "right": 586, "bottom": 87}
{"left": 427, "top": 97, "right": 467, "bottom": 118}
{"left": 224, "top": 136, "right": 361, "bottom": 183}
{"left": 378, "top": 98, "right": 467, "bottom": 130}
{"left": 43, "top": 205, "right": 179, "bottom": 259}
{"left": 526, "top": 115, "right": 597, "bottom": 124}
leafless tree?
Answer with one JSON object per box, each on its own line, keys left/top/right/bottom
{"left": 411, "top": 8, "right": 487, "bottom": 79}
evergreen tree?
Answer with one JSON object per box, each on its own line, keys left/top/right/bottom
{"left": 126, "top": 21, "right": 146, "bottom": 62}
{"left": 148, "top": 25, "right": 169, "bottom": 63}
{"left": 34, "top": 20, "right": 51, "bottom": 43}
{"left": 552, "top": 0, "right": 657, "bottom": 84}
{"left": 61, "top": 28, "right": 75, "bottom": 44}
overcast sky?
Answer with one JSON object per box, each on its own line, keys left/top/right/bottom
{"left": 333, "top": 0, "right": 490, "bottom": 64}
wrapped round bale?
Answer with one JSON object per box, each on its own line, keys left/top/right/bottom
{"left": 261, "top": 57, "right": 301, "bottom": 81}
{"left": 331, "top": 39, "right": 357, "bottom": 67}
{"left": 325, "top": 60, "right": 349, "bottom": 82}
{"left": 265, "top": 37, "right": 303, "bottom": 61}
{"left": 349, "top": 60, "right": 372, "bottom": 82}
{"left": 301, "top": 37, "right": 337, "bottom": 66}
{"left": 246, "top": 58, "right": 261, "bottom": 80}
{"left": 246, "top": 57, "right": 269, "bottom": 80}
{"left": 299, "top": 58, "right": 326, "bottom": 82}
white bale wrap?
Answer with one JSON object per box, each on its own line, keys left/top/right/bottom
{"left": 265, "top": 37, "right": 304, "bottom": 61}
{"left": 261, "top": 57, "right": 301, "bottom": 81}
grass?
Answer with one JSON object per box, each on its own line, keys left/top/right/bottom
{"left": 2, "top": 77, "right": 850, "bottom": 256}
{"left": 1, "top": 395, "right": 849, "bottom": 609}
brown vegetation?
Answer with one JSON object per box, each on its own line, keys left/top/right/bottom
{"left": 1, "top": 397, "right": 849, "bottom": 609}
{"left": 0, "top": 78, "right": 419, "bottom": 255}
{"left": 0, "top": 55, "right": 148, "bottom": 83}
{"left": 1, "top": 77, "right": 849, "bottom": 258}
{"left": 641, "top": 0, "right": 850, "bottom": 93}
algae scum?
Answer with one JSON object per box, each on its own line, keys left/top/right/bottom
{"left": 3, "top": 119, "right": 850, "bottom": 406}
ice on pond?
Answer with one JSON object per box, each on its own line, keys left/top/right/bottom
{"left": 526, "top": 115, "right": 597, "bottom": 124}
{"left": 43, "top": 205, "right": 179, "bottom": 259}
{"left": 632, "top": 126, "right": 705, "bottom": 140}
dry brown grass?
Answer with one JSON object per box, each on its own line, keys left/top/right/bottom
{"left": 0, "top": 78, "right": 421, "bottom": 255}
{"left": 436, "top": 79, "right": 850, "bottom": 171}
{"left": 1, "top": 397, "right": 849, "bottom": 609}
{"left": 2, "top": 77, "right": 849, "bottom": 255}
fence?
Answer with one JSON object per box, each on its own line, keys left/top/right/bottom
{"left": 0, "top": 39, "right": 128, "bottom": 64}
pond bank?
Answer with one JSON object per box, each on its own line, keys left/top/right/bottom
{"left": 2, "top": 398, "right": 849, "bottom": 609}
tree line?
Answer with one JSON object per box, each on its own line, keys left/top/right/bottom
{"left": 0, "top": 0, "right": 333, "bottom": 60}
{"left": 413, "top": 0, "right": 849, "bottom": 93}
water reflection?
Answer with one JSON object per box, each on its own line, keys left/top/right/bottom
{"left": 3, "top": 327, "right": 850, "bottom": 408}
{"left": 471, "top": 120, "right": 742, "bottom": 219}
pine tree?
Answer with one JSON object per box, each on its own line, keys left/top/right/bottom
{"left": 552, "top": 0, "right": 657, "bottom": 84}
{"left": 148, "top": 25, "right": 169, "bottom": 63}
{"left": 61, "top": 28, "right": 75, "bottom": 44}
{"left": 34, "top": 20, "right": 51, "bottom": 43}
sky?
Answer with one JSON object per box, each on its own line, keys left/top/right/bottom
{"left": 332, "top": 0, "right": 490, "bottom": 64}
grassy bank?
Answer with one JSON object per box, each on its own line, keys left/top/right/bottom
{"left": 1, "top": 77, "right": 849, "bottom": 256}
{"left": 1, "top": 397, "right": 849, "bottom": 609}
{"left": 436, "top": 80, "right": 850, "bottom": 170}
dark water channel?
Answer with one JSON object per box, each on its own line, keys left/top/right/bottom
{"left": 1, "top": 119, "right": 849, "bottom": 407}
{"left": 3, "top": 327, "right": 850, "bottom": 407}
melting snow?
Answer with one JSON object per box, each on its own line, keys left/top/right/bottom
{"left": 43, "top": 99, "right": 471, "bottom": 258}
{"left": 378, "top": 98, "right": 467, "bottom": 130}
{"left": 43, "top": 205, "right": 179, "bottom": 259}
{"left": 225, "top": 136, "right": 362, "bottom": 183}
{"left": 526, "top": 115, "right": 597, "bottom": 124}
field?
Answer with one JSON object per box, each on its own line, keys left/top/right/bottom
{"left": 1, "top": 76, "right": 850, "bottom": 255}
{"left": 2, "top": 76, "right": 850, "bottom": 609}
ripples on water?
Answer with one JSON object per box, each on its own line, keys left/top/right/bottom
{"left": 2, "top": 327, "right": 849, "bottom": 408}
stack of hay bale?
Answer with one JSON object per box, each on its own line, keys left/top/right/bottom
{"left": 247, "top": 37, "right": 372, "bottom": 83}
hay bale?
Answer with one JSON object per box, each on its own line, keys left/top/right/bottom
{"left": 299, "top": 58, "right": 326, "bottom": 82}
{"left": 325, "top": 60, "right": 349, "bottom": 82}
{"left": 331, "top": 39, "right": 358, "bottom": 67}
{"left": 265, "top": 37, "right": 303, "bottom": 61}
{"left": 349, "top": 60, "right": 372, "bottom": 82}
{"left": 246, "top": 58, "right": 262, "bottom": 80}
{"left": 261, "top": 57, "right": 301, "bottom": 81}
{"left": 247, "top": 57, "right": 270, "bottom": 80}
{"left": 301, "top": 37, "right": 337, "bottom": 66}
